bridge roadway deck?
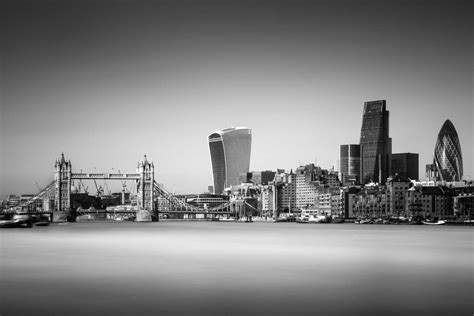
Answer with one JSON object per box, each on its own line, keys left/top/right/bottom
{"left": 71, "top": 173, "right": 140, "bottom": 180}
{"left": 13, "top": 210, "right": 234, "bottom": 215}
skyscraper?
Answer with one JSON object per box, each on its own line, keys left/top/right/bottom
{"left": 208, "top": 127, "right": 251, "bottom": 194}
{"left": 340, "top": 144, "right": 360, "bottom": 185}
{"left": 359, "top": 100, "right": 391, "bottom": 184}
{"left": 391, "top": 153, "right": 419, "bottom": 180}
{"left": 433, "top": 119, "right": 463, "bottom": 181}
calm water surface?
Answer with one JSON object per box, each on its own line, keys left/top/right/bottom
{"left": 1, "top": 222, "right": 472, "bottom": 316}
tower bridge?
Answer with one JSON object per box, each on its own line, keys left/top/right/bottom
{"left": 15, "top": 153, "right": 232, "bottom": 219}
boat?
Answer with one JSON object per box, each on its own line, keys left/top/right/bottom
{"left": 332, "top": 217, "right": 345, "bottom": 223}
{"left": 296, "top": 215, "right": 309, "bottom": 223}
{"left": 359, "top": 218, "right": 373, "bottom": 224}
{"left": 219, "top": 217, "right": 236, "bottom": 222}
{"left": 373, "top": 218, "right": 384, "bottom": 224}
{"left": 0, "top": 214, "right": 33, "bottom": 228}
{"left": 0, "top": 219, "right": 18, "bottom": 228}
{"left": 33, "top": 215, "right": 50, "bottom": 226}
{"left": 34, "top": 221, "right": 50, "bottom": 226}
{"left": 308, "top": 215, "right": 330, "bottom": 223}
{"left": 422, "top": 220, "right": 446, "bottom": 225}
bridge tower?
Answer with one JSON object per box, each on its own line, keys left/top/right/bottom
{"left": 54, "top": 153, "right": 72, "bottom": 211}
{"left": 137, "top": 155, "right": 154, "bottom": 211}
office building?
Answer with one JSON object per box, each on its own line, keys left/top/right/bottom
{"left": 359, "top": 100, "right": 391, "bottom": 184}
{"left": 340, "top": 144, "right": 360, "bottom": 185}
{"left": 391, "top": 153, "right": 419, "bottom": 180}
{"left": 278, "top": 170, "right": 296, "bottom": 212}
{"left": 433, "top": 120, "right": 463, "bottom": 181}
{"left": 208, "top": 127, "right": 251, "bottom": 194}
{"left": 238, "top": 170, "right": 276, "bottom": 186}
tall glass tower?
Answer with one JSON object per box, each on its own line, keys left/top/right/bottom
{"left": 359, "top": 100, "right": 391, "bottom": 184}
{"left": 340, "top": 144, "right": 360, "bottom": 185}
{"left": 433, "top": 119, "right": 463, "bottom": 181}
{"left": 208, "top": 127, "right": 251, "bottom": 194}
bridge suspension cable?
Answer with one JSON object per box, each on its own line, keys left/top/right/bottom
{"left": 153, "top": 181, "right": 231, "bottom": 213}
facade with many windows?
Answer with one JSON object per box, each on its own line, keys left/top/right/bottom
{"left": 386, "top": 174, "right": 411, "bottom": 216}
{"left": 433, "top": 119, "right": 463, "bottom": 181}
{"left": 340, "top": 144, "right": 360, "bottom": 185}
{"left": 208, "top": 127, "right": 251, "bottom": 194}
{"left": 359, "top": 100, "right": 392, "bottom": 184}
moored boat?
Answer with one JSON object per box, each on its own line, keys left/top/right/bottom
{"left": 308, "top": 215, "right": 330, "bottom": 223}
{"left": 332, "top": 217, "right": 345, "bottom": 223}
{"left": 34, "top": 221, "right": 50, "bottom": 226}
{"left": 422, "top": 220, "right": 446, "bottom": 225}
{"left": 0, "top": 219, "right": 18, "bottom": 228}
{"left": 0, "top": 214, "right": 33, "bottom": 228}
{"left": 219, "top": 217, "right": 236, "bottom": 222}
{"left": 296, "top": 215, "right": 309, "bottom": 223}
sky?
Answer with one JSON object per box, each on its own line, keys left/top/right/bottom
{"left": 1, "top": 0, "right": 472, "bottom": 198}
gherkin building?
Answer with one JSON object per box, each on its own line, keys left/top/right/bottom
{"left": 433, "top": 119, "right": 463, "bottom": 181}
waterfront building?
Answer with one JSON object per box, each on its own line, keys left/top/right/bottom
{"left": 272, "top": 170, "right": 296, "bottom": 213}
{"left": 406, "top": 185, "right": 457, "bottom": 219}
{"left": 314, "top": 187, "right": 341, "bottom": 216}
{"left": 340, "top": 144, "right": 360, "bottom": 185}
{"left": 433, "top": 119, "right": 463, "bottom": 181}
{"left": 386, "top": 174, "right": 411, "bottom": 217}
{"left": 359, "top": 100, "right": 391, "bottom": 184}
{"left": 280, "top": 171, "right": 296, "bottom": 212}
{"left": 7, "top": 194, "right": 20, "bottom": 207}
{"left": 267, "top": 170, "right": 296, "bottom": 218}
{"left": 261, "top": 185, "right": 272, "bottom": 215}
{"left": 454, "top": 194, "right": 473, "bottom": 218}
{"left": 294, "top": 164, "right": 341, "bottom": 210}
{"left": 208, "top": 127, "right": 251, "bottom": 194}
{"left": 341, "top": 186, "right": 361, "bottom": 218}
{"left": 391, "top": 153, "right": 419, "bottom": 180}
{"left": 295, "top": 165, "right": 320, "bottom": 209}
{"left": 353, "top": 184, "right": 387, "bottom": 218}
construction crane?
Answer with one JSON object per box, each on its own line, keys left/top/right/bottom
{"left": 93, "top": 179, "right": 104, "bottom": 197}
{"left": 117, "top": 169, "right": 128, "bottom": 205}
{"left": 78, "top": 179, "right": 89, "bottom": 194}
{"left": 35, "top": 181, "right": 41, "bottom": 193}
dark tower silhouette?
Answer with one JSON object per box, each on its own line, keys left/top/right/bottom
{"left": 359, "top": 100, "right": 391, "bottom": 184}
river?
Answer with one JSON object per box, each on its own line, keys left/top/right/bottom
{"left": 1, "top": 221, "right": 472, "bottom": 315}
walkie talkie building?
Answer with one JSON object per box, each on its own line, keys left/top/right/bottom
{"left": 208, "top": 127, "right": 251, "bottom": 194}
{"left": 433, "top": 119, "right": 463, "bottom": 181}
